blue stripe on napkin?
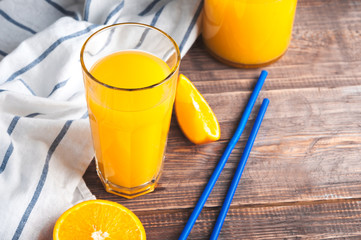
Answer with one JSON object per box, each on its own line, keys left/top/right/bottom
{"left": 104, "top": 1, "right": 125, "bottom": 25}
{"left": 12, "top": 120, "right": 73, "bottom": 240}
{"left": 134, "top": 5, "right": 165, "bottom": 50}
{"left": 0, "top": 144, "right": 14, "bottom": 174}
{"left": 150, "top": 5, "right": 164, "bottom": 26}
{"left": 48, "top": 78, "right": 69, "bottom": 97}
{"left": 83, "top": 0, "right": 92, "bottom": 21}
{"left": 139, "top": 0, "right": 162, "bottom": 16}
{"left": 179, "top": 0, "right": 203, "bottom": 53}
{"left": 0, "top": 116, "right": 20, "bottom": 174}
{"left": 0, "top": 9, "right": 36, "bottom": 34}
{"left": 45, "top": 0, "right": 79, "bottom": 20}
{"left": 0, "top": 49, "right": 8, "bottom": 56}
{"left": 0, "top": 113, "right": 41, "bottom": 174}
{"left": 6, "top": 24, "right": 99, "bottom": 83}
{"left": 17, "top": 79, "right": 36, "bottom": 96}
{"left": 7, "top": 116, "right": 21, "bottom": 136}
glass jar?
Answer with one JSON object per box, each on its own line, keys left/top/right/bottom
{"left": 203, "top": 0, "right": 298, "bottom": 68}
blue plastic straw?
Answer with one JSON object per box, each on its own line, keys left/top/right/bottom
{"left": 210, "top": 98, "right": 269, "bottom": 240}
{"left": 179, "top": 70, "right": 268, "bottom": 240}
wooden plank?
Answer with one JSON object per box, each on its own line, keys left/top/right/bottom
{"left": 135, "top": 199, "right": 361, "bottom": 239}
{"left": 84, "top": 82, "right": 361, "bottom": 210}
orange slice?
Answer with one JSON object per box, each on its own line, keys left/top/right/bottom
{"left": 175, "top": 74, "right": 221, "bottom": 144}
{"left": 53, "top": 199, "right": 146, "bottom": 240}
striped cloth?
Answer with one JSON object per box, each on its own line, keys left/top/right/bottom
{"left": 0, "top": 0, "right": 202, "bottom": 239}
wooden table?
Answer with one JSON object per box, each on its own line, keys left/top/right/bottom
{"left": 84, "top": 0, "right": 361, "bottom": 239}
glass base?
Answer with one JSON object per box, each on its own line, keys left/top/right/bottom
{"left": 95, "top": 164, "right": 161, "bottom": 199}
{"left": 204, "top": 45, "right": 286, "bottom": 69}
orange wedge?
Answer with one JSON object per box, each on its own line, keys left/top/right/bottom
{"left": 175, "top": 74, "right": 221, "bottom": 144}
{"left": 53, "top": 199, "right": 146, "bottom": 240}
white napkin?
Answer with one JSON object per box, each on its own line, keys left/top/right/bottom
{"left": 0, "top": 0, "right": 203, "bottom": 239}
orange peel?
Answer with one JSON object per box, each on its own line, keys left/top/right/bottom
{"left": 175, "top": 74, "right": 220, "bottom": 144}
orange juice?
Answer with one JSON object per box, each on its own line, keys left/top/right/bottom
{"left": 203, "top": 0, "right": 297, "bottom": 67}
{"left": 83, "top": 50, "right": 177, "bottom": 198}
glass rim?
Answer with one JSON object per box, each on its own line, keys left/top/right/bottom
{"left": 80, "top": 22, "right": 181, "bottom": 91}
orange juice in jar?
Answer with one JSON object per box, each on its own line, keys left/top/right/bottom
{"left": 203, "top": 0, "right": 297, "bottom": 67}
{"left": 81, "top": 23, "right": 180, "bottom": 199}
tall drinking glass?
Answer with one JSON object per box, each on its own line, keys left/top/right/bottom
{"left": 80, "top": 23, "right": 180, "bottom": 199}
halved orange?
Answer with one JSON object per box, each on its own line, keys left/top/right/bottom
{"left": 53, "top": 199, "right": 146, "bottom": 240}
{"left": 175, "top": 74, "right": 221, "bottom": 144}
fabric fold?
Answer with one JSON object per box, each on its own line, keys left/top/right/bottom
{"left": 0, "top": 0, "right": 202, "bottom": 238}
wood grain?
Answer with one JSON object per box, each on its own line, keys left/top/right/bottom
{"left": 83, "top": 0, "right": 361, "bottom": 239}
{"left": 136, "top": 199, "right": 361, "bottom": 240}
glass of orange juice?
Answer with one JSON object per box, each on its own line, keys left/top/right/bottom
{"left": 80, "top": 23, "right": 180, "bottom": 199}
{"left": 203, "top": 0, "right": 298, "bottom": 68}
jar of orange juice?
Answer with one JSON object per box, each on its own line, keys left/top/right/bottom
{"left": 202, "top": 0, "right": 298, "bottom": 68}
